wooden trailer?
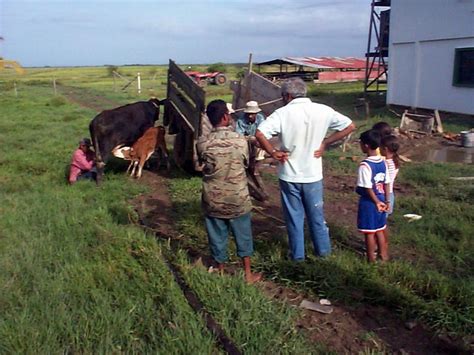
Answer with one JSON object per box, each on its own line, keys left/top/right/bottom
{"left": 163, "top": 59, "right": 283, "bottom": 176}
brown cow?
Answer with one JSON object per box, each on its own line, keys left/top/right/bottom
{"left": 112, "top": 126, "right": 169, "bottom": 178}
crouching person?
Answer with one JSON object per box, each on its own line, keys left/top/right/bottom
{"left": 197, "top": 99, "right": 262, "bottom": 284}
{"left": 69, "top": 138, "right": 96, "bottom": 184}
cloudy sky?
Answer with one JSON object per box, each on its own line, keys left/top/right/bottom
{"left": 0, "top": 0, "right": 372, "bottom": 67}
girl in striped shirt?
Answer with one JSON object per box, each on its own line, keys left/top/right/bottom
{"left": 380, "top": 135, "right": 400, "bottom": 216}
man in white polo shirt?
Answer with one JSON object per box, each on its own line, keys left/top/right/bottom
{"left": 256, "top": 77, "right": 355, "bottom": 261}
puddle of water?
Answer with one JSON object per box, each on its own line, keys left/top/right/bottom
{"left": 413, "top": 146, "right": 474, "bottom": 164}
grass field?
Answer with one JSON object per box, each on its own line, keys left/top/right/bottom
{"left": 1, "top": 64, "right": 473, "bottom": 352}
{"left": 0, "top": 65, "right": 319, "bottom": 353}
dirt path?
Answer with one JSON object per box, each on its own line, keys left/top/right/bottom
{"left": 131, "top": 169, "right": 459, "bottom": 354}
{"left": 58, "top": 84, "right": 122, "bottom": 112}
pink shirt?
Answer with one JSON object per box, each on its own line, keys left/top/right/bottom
{"left": 69, "top": 148, "right": 95, "bottom": 183}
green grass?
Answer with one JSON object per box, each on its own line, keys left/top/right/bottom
{"left": 0, "top": 84, "right": 220, "bottom": 353}
{"left": 0, "top": 65, "right": 325, "bottom": 353}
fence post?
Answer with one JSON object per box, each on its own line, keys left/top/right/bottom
{"left": 137, "top": 72, "right": 141, "bottom": 94}
{"left": 53, "top": 77, "right": 57, "bottom": 95}
{"left": 247, "top": 53, "right": 253, "bottom": 74}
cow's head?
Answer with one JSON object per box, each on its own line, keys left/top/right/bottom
{"left": 149, "top": 98, "right": 165, "bottom": 107}
{"left": 149, "top": 98, "right": 165, "bottom": 122}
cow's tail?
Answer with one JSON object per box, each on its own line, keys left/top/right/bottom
{"left": 90, "top": 124, "right": 105, "bottom": 185}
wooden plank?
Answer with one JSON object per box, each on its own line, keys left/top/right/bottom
{"left": 168, "top": 100, "right": 195, "bottom": 133}
{"left": 434, "top": 109, "right": 444, "bottom": 133}
{"left": 163, "top": 66, "right": 173, "bottom": 127}
{"left": 404, "top": 113, "right": 434, "bottom": 119}
{"left": 168, "top": 85, "right": 200, "bottom": 133}
{"left": 168, "top": 60, "right": 205, "bottom": 107}
{"left": 232, "top": 71, "right": 283, "bottom": 117}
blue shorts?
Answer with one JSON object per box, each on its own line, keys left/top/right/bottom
{"left": 357, "top": 197, "right": 387, "bottom": 233}
{"left": 204, "top": 213, "right": 254, "bottom": 263}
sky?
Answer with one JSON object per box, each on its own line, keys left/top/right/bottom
{"left": 0, "top": 0, "right": 373, "bottom": 67}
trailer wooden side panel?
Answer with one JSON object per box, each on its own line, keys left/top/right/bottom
{"left": 164, "top": 59, "right": 206, "bottom": 171}
{"left": 231, "top": 71, "right": 283, "bottom": 116}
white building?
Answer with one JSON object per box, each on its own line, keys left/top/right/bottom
{"left": 387, "top": 0, "right": 474, "bottom": 115}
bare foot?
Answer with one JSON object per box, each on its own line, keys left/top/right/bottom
{"left": 245, "top": 272, "right": 263, "bottom": 284}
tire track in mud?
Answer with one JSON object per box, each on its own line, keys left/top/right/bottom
{"left": 57, "top": 84, "right": 123, "bottom": 112}
{"left": 134, "top": 175, "right": 242, "bottom": 355}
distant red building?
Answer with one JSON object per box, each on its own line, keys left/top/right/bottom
{"left": 257, "top": 56, "right": 383, "bottom": 83}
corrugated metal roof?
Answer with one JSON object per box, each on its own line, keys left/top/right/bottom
{"left": 258, "top": 57, "right": 377, "bottom": 70}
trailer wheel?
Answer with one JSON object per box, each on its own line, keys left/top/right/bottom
{"left": 214, "top": 73, "right": 227, "bottom": 85}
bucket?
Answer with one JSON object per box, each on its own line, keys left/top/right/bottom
{"left": 460, "top": 131, "right": 474, "bottom": 148}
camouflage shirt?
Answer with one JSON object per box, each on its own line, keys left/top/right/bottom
{"left": 196, "top": 126, "right": 252, "bottom": 219}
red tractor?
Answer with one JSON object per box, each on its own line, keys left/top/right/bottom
{"left": 184, "top": 71, "right": 227, "bottom": 87}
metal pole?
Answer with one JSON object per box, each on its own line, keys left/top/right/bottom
{"left": 13, "top": 81, "right": 18, "bottom": 97}
{"left": 364, "top": 0, "right": 375, "bottom": 95}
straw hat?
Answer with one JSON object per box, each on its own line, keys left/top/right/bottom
{"left": 243, "top": 101, "right": 261, "bottom": 114}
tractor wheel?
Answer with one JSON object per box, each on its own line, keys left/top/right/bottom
{"left": 214, "top": 73, "right": 227, "bottom": 85}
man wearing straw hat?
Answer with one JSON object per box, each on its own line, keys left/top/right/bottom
{"left": 235, "top": 101, "right": 268, "bottom": 200}
{"left": 235, "top": 101, "right": 267, "bottom": 160}
{"left": 235, "top": 101, "right": 265, "bottom": 135}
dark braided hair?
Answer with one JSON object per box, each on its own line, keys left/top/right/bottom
{"left": 372, "top": 121, "right": 392, "bottom": 138}
{"left": 381, "top": 135, "right": 400, "bottom": 168}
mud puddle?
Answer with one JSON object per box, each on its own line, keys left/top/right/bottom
{"left": 412, "top": 145, "right": 474, "bottom": 164}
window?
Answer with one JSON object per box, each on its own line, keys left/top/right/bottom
{"left": 453, "top": 47, "right": 474, "bottom": 87}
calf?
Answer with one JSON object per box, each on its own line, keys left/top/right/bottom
{"left": 112, "top": 126, "right": 170, "bottom": 178}
{"left": 89, "top": 98, "right": 164, "bottom": 182}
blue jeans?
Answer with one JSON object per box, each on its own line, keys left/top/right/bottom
{"left": 77, "top": 171, "right": 96, "bottom": 182}
{"left": 204, "top": 213, "right": 254, "bottom": 263}
{"left": 279, "top": 179, "right": 331, "bottom": 260}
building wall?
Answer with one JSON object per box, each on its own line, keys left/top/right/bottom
{"left": 387, "top": 0, "right": 474, "bottom": 114}
{"left": 318, "top": 70, "right": 380, "bottom": 83}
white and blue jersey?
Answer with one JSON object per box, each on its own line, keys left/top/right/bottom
{"left": 356, "top": 156, "right": 391, "bottom": 233}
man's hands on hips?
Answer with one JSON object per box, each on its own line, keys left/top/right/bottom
{"left": 313, "top": 142, "right": 326, "bottom": 158}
